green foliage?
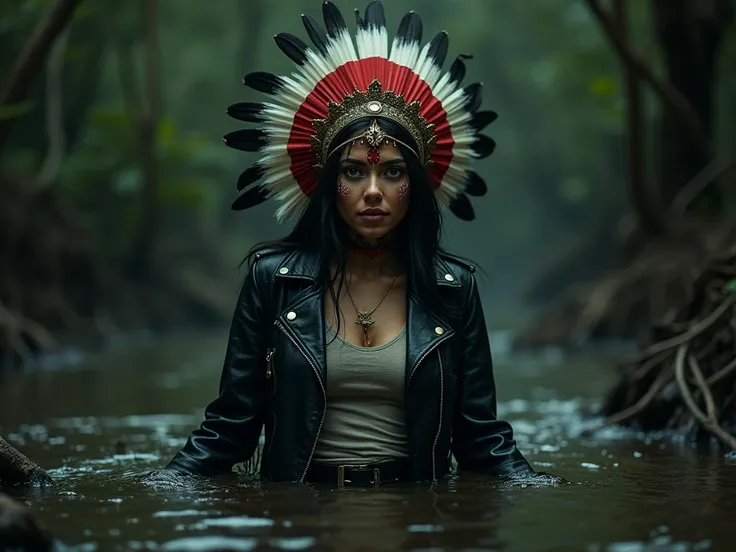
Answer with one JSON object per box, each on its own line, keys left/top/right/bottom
{"left": 0, "top": 101, "right": 35, "bottom": 120}
{"left": 58, "top": 105, "right": 228, "bottom": 259}
{"left": 726, "top": 279, "right": 736, "bottom": 293}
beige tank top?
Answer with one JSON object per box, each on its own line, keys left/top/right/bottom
{"left": 312, "top": 325, "right": 410, "bottom": 465}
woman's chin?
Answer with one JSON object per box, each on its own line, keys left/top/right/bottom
{"left": 354, "top": 228, "right": 389, "bottom": 244}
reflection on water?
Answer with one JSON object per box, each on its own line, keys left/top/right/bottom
{"left": 1, "top": 331, "right": 734, "bottom": 551}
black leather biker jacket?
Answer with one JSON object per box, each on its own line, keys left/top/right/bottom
{"left": 165, "top": 246, "right": 535, "bottom": 482}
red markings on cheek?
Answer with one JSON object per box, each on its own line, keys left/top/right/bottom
{"left": 338, "top": 180, "right": 351, "bottom": 199}
{"left": 396, "top": 181, "right": 409, "bottom": 202}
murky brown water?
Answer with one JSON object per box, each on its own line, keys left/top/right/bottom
{"left": 1, "top": 331, "right": 735, "bottom": 551}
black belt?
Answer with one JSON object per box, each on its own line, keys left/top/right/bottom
{"left": 306, "top": 461, "right": 412, "bottom": 487}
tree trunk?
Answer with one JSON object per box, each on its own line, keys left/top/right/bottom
{"left": 127, "top": 0, "right": 161, "bottom": 281}
{"left": 0, "top": 0, "right": 82, "bottom": 160}
{"left": 653, "top": 0, "right": 733, "bottom": 211}
{"left": 0, "top": 437, "right": 53, "bottom": 488}
{"left": 613, "top": 0, "right": 666, "bottom": 237}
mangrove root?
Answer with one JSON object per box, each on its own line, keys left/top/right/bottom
{"left": 586, "top": 251, "right": 736, "bottom": 449}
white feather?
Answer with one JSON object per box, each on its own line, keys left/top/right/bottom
{"left": 414, "top": 43, "right": 444, "bottom": 89}
{"left": 432, "top": 73, "right": 459, "bottom": 103}
{"left": 275, "top": 189, "right": 308, "bottom": 221}
{"left": 356, "top": 25, "right": 388, "bottom": 58}
{"left": 389, "top": 38, "right": 421, "bottom": 68}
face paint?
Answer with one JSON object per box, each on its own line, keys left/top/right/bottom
{"left": 338, "top": 180, "right": 351, "bottom": 199}
{"left": 396, "top": 181, "right": 409, "bottom": 202}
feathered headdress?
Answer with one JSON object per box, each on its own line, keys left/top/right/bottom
{"left": 224, "top": 0, "right": 496, "bottom": 222}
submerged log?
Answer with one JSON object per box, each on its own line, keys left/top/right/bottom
{"left": 0, "top": 437, "right": 53, "bottom": 487}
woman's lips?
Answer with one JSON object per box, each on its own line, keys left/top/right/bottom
{"left": 358, "top": 213, "right": 388, "bottom": 222}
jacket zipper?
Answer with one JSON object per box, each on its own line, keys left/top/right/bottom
{"left": 407, "top": 333, "right": 452, "bottom": 481}
{"left": 265, "top": 348, "right": 276, "bottom": 475}
{"left": 407, "top": 334, "right": 452, "bottom": 385}
{"left": 274, "top": 320, "right": 326, "bottom": 482}
{"left": 265, "top": 348, "right": 275, "bottom": 380}
{"left": 432, "top": 349, "right": 444, "bottom": 482}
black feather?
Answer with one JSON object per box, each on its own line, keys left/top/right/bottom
{"left": 354, "top": 8, "right": 365, "bottom": 29}
{"left": 470, "top": 110, "right": 498, "bottom": 132}
{"left": 465, "top": 171, "right": 488, "bottom": 197}
{"left": 274, "top": 33, "right": 309, "bottom": 65}
{"left": 427, "top": 31, "right": 449, "bottom": 68}
{"left": 226, "top": 102, "right": 266, "bottom": 123}
{"left": 364, "top": 1, "right": 386, "bottom": 29}
{"left": 242, "top": 72, "right": 282, "bottom": 95}
{"left": 471, "top": 134, "right": 496, "bottom": 159}
{"left": 237, "top": 163, "right": 265, "bottom": 191}
{"left": 323, "top": 1, "right": 348, "bottom": 39}
{"left": 464, "top": 82, "right": 483, "bottom": 113}
{"left": 302, "top": 14, "right": 329, "bottom": 56}
{"left": 449, "top": 53, "right": 472, "bottom": 84}
{"left": 223, "top": 129, "right": 268, "bottom": 152}
{"left": 231, "top": 186, "right": 269, "bottom": 211}
{"left": 449, "top": 193, "right": 475, "bottom": 221}
{"left": 396, "top": 11, "right": 423, "bottom": 44}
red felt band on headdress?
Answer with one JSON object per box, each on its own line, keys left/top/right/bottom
{"left": 286, "top": 58, "right": 454, "bottom": 197}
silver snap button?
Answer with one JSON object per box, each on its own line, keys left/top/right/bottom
{"left": 287, "top": 311, "right": 297, "bottom": 321}
{"left": 444, "top": 273, "right": 454, "bottom": 282}
{"left": 279, "top": 267, "right": 289, "bottom": 275}
{"left": 434, "top": 327, "right": 444, "bottom": 335}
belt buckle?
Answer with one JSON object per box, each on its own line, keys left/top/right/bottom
{"left": 336, "top": 465, "right": 381, "bottom": 487}
{"left": 372, "top": 467, "right": 381, "bottom": 486}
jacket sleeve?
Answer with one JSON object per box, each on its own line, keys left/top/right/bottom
{"left": 164, "top": 259, "right": 269, "bottom": 476}
{"left": 451, "top": 273, "right": 535, "bottom": 477}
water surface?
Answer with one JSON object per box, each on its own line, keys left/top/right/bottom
{"left": 1, "top": 331, "right": 734, "bottom": 551}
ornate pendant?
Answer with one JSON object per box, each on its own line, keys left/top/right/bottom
{"left": 354, "top": 311, "right": 374, "bottom": 327}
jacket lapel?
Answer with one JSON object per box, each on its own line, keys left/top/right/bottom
{"left": 271, "top": 248, "right": 462, "bottom": 386}
{"left": 273, "top": 249, "right": 327, "bottom": 381}
{"left": 405, "top": 256, "right": 460, "bottom": 385}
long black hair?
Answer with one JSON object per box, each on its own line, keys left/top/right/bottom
{"left": 244, "top": 116, "right": 456, "bottom": 334}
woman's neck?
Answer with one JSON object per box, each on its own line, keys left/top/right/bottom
{"left": 345, "top": 248, "right": 400, "bottom": 278}
{"left": 344, "top": 234, "right": 401, "bottom": 278}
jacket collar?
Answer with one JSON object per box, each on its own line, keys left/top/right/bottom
{"left": 273, "top": 247, "right": 463, "bottom": 289}
{"left": 273, "top": 247, "right": 459, "bottom": 384}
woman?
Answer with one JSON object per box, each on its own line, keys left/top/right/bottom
{"left": 152, "top": 1, "right": 559, "bottom": 487}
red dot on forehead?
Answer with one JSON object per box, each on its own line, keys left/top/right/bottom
{"left": 367, "top": 149, "right": 380, "bottom": 165}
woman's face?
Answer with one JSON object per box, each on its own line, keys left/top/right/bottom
{"left": 335, "top": 136, "right": 410, "bottom": 245}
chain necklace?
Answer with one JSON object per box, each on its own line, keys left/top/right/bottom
{"left": 345, "top": 275, "right": 397, "bottom": 347}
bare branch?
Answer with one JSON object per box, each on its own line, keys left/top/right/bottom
{"left": 0, "top": 0, "right": 82, "bottom": 159}
{"left": 612, "top": 0, "right": 668, "bottom": 237}
{"left": 37, "top": 26, "right": 71, "bottom": 188}
{"left": 583, "top": 0, "right": 712, "bottom": 159}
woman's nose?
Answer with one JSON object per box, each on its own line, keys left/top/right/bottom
{"left": 363, "top": 176, "right": 383, "bottom": 203}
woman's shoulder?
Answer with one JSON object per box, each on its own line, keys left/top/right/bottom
{"left": 437, "top": 251, "right": 477, "bottom": 280}
{"left": 248, "top": 243, "right": 296, "bottom": 274}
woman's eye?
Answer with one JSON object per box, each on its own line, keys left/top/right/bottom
{"left": 344, "top": 167, "right": 363, "bottom": 179}
{"left": 385, "top": 167, "right": 404, "bottom": 179}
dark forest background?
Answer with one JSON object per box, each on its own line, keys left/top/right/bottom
{"left": 1, "top": 0, "right": 735, "bottom": 365}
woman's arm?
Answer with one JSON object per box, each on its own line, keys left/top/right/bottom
{"left": 450, "top": 273, "right": 536, "bottom": 477}
{"left": 162, "top": 259, "right": 269, "bottom": 477}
